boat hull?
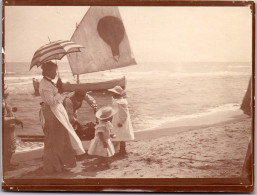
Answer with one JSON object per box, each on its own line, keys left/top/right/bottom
{"left": 33, "top": 76, "right": 126, "bottom": 93}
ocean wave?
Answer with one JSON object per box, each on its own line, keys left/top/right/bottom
{"left": 58, "top": 70, "right": 72, "bottom": 73}
{"left": 6, "top": 72, "right": 16, "bottom": 74}
{"left": 4, "top": 75, "right": 42, "bottom": 81}
{"left": 4, "top": 70, "right": 250, "bottom": 84}
{"left": 137, "top": 103, "right": 241, "bottom": 131}
{"left": 103, "top": 70, "right": 251, "bottom": 80}
{"left": 6, "top": 82, "right": 35, "bottom": 87}
{"left": 16, "top": 144, "right": 44, "bottom": 153}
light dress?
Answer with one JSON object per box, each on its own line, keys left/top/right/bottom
{"left": 39, "top": 77, "right": 85, "bottom": 173}
{"left": 111, "top": 97, "right": 134, "bottom": 141}
{"left": 88, "top": 121, "right": 115, "bottom": 157}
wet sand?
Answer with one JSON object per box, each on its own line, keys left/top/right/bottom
{"left": 4, "top": 109, "right": 252, "bottom": 179}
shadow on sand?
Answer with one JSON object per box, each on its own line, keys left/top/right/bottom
{"left": 17, "top": 152, "right": 128, "bottom": 178}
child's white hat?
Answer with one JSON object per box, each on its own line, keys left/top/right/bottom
{"left": 108, "top": 85, "right": 125, "bottom": 96}
{"left": 96, "top": 106, "right": 117, "bottom": 120}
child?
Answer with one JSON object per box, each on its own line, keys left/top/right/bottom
{"left": 88, "top": 106, "right": 117, "bottom": 167}
{"left": 108, "top": 86, "right": 134, "bottom": 156}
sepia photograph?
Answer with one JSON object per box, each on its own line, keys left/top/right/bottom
{"left": 2, "top": 0, "right": 254, "bottom": 192}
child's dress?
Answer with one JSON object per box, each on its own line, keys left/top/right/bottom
{"left": 88, "top": 121, "right": 115, "bottom": 157}
{"left": 111, "top": 97, "right": 134, "bottom": 141}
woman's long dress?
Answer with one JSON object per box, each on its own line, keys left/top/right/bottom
{"left": 39, "top": 78, "right": 84, "bottom": 173}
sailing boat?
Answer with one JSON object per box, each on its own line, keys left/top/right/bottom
{"left": 33, "top": 6, "right": 136, "bottom": 93}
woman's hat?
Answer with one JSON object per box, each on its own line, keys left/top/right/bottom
{"left": 96, "top": 106, "right": 117, "bottom": 120}
{"left": 41, "top": 61, "right": 57, "bottom": 70}
{"left": 108, "top": 85, "right": 125, "bottom": 96}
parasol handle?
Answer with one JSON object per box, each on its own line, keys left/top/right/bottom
{"left": 56, "top": 76, "right": 64, "bottom": 94}
{"left": 56, "top": 62, "right": 60, "bottom": 78}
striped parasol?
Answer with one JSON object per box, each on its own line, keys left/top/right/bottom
{"left": 29, "top": 40, "right": 84, "bottom": 70}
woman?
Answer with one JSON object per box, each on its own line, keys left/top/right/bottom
{"left": 108, "top": 86, "right": 134, "bottom": 156}
{"left": 39, "top": 61, "right": 85, "bottom": 173}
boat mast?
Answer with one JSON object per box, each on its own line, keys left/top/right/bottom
{"left": 76, "top": 75, "right": 80, "bottom": 84}
{"left": 75, "top": 23, "right": 80, "bottom": 84}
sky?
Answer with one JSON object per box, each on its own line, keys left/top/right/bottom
{"left": 4, "top": 6, "right": 252, "bottom": 63}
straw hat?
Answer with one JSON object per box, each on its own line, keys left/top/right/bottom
{"left": 108, "top": 85, "right": 125, "bottom": 96}
{"left": 96, "top": 106, "right": 117, "bottom": 120}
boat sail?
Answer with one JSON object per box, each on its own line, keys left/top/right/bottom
{"left": 33, "top": 6, "right": 136, "bottom": 93}
{"left": 67, "top": 6, "right": 136, "bottom": 85}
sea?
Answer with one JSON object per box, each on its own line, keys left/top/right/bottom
{"left": 4, "top": 61, "right": 252, "bottom": 152}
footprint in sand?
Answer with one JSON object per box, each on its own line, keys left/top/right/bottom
{"left": 226, "top": 134, "right": 233, "bottom": 138}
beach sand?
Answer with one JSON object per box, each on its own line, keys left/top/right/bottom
{"left": 4, "top": 110, "right": 252, "bottom": 179}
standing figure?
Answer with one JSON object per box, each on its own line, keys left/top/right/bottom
{"left": 108, "top": 86, "right": 134, "bottom": 156}
{"left": 88, "top": 106, "right": 116, "bottom": 167}
{"left": 39, "top": 61, "right": 85, "bottom": 174}
{"left": 2, "top": 85, "right": 23, "bottom": 172}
